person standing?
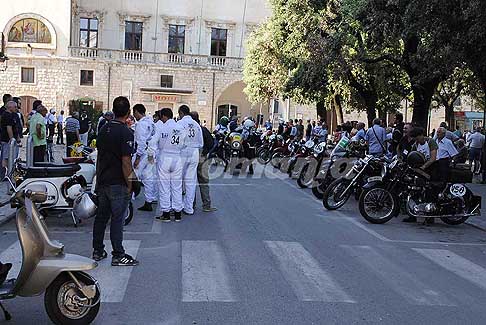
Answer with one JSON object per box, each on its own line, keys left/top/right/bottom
{"left": 132, "top": 104, "right": 157, "bottom": 212}
{"left": 481, "top": 133, "right": 486, "bottom": 184}
{"left": 296, "top": 119, "right": 304, "bottom": 139}
{"left": 64, "top": 112, "right": 81, "bottom": 157}
{"left": 29, "top": 105, "right": 48, "bottom": 163}
{"left": 190, "top": 111, "right": 217, "bottom": 212}
{"left": 365, "top": 118, "right": 387, "bottom": 157}
{"left": 148, "top": 108, "right": 186, "bottom": 222}
{"left": 79, "top": 111, "right": 91, "bottom": 146}
{"left": 436, "top": 127, "right": 459, "bottom": 180}
{"left": 0, "top": 101, "right": 19, "bottom": 169}
{"left": 353, "top": 122, "right": 366, "bottom": 142}
{"left": 305, "top": 120, "right": 312, "bottom": 141}
{"left": 178, "top": 105, "right": 203, "bottom": 215}
{"left": 56, "top": 110, "right": 65, "bottom": 144}
{"left": 466, "top": 127, "right": 485, "bottom": 174}
{"left": 92, "top": 96, "right": 139, "bottom": 266}
{"left": 45, "top": 109, "right": 57, "bottom": 161}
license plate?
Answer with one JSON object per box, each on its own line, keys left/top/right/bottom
{"left": 367, "top": 176, "right": 382, "bottom": 182}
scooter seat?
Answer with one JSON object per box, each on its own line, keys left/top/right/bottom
{"left": 25, "top": 164, "right": 81, "bottom": 178}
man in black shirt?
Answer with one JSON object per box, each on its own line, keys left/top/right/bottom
{"left": 92, "top": 96, "right": 139, "bottom": 266}
{"left": 0, "top": 101, "right": 18, "bottom": 169}
{"left": 79, "top": 111, "right": 91, "bottom": 146}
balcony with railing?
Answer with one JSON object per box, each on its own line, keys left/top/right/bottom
{"left": 69, "top": 47, "right": 244, "bottom": 71}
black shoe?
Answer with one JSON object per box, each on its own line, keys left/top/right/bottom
{"left": 138, "top": 202, "right": 153, "bottom": 212}
{"left": 402, "top": 216, "right": 417, "bottom": 223}
{"left": 174, "top": 211, "right": 182, "bottom": 222}
{"left": 156, "top": 212, "right": 171, "bottom": 222}
{"left": 92, "top": 250, "right": 108, "bottom": 261}
{"left": 112, "top": 254, "right": 139, "bottom": 266}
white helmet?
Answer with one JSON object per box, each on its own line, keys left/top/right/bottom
{"left": 243, "top": 119, "right": 255, "bottom": 129}
{"left": 67, "top": 184, "right": 83, "bottom": 200}
{"left": 73, "top": 193, "right": 97, "bottom": 220}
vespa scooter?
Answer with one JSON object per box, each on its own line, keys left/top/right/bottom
{"left": 0, "top": 176, "right": 101, "bottom": 324}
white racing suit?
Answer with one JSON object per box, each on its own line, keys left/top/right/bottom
{"left": 178, "top": 115, "right": 203, "bottom": 214}
{"left": 133, "top": 116, "right": 157, "bottom": 203}
{"left": 148, "top": 119, "right": 187, "bottom": 213}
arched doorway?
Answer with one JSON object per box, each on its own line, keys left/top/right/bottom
{"left": 19, "top": 95, "right": 38, "bottom": 120}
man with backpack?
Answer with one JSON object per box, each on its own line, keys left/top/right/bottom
{"left": 190, "top": 111, "right": 217, "bottom": 212}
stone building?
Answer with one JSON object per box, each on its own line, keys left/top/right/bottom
{"left": 0, "top": 0, "right": 318, "bottom": 129}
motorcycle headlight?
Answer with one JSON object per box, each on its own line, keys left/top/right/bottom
{"left": 232, "top": 141, "right": 241, "bottom": 149}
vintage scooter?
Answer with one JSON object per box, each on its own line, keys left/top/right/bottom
{"left": 0, "top": 173, "right": 101, "bottom": 324}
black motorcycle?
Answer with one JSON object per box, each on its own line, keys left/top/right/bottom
{"left": 322, "top": 154, "right": 386, "bottom": 210}
{"left": 358, "top": 152, "right": 481, "bottom": 225}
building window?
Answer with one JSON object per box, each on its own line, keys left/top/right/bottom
{"left": 80, "top": 17, "right": 98, "bottom": 48}
{"left": 160, "top": 75, "right": 173, "bottom": 88}
{"left": 20, "top": 67, "right": 35, "bottom": 84}
{"left": 211, "top": 28, "right": 227, "bottom": 56}
{"left": 8, "top": 18, "right": 51, "bottom": 43}
{"left": 125, "top": 21, "right": 143, "bottom": 51}
{"left": 168, "top": 25, "right": 185, "bottom": 54}
{"left": 80, "top": 70, "right": 94, "bottom": 86}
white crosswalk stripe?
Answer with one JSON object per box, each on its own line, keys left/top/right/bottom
{"left": 342, "top": 245, "right": 455, "bottom": 306}
{"left": 265, "top": 241, "right": 355, "bottom": 303}
{"left": 413, "top": 248, "right": 486, "bottom": 291}
{"left": 182, "top": 240, "right": 236, "bottom": 302}
{"left": 89, "top": 240, "right": 141, "bottom": 303}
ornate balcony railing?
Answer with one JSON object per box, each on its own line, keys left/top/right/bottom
{"left": 69, "top": 47, "right": 244, "bottom": 70}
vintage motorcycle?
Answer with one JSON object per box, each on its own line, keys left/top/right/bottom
{"left": 322, "top": 154, "right": 387, "bottom": 210}
{"left": 0, "top": 180, "right": 101, "bottom": 324}
{"left": 358, "top": 152, "right": 481, "bottom": 225}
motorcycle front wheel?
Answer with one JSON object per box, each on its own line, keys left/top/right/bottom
{"left": 45, "top": 272, "right": 100, "bottom": 325}
{"left": 359, "top": 187, "right": 399, "bottom": 224}
{"left": 297, "top": 163, "right": 313, "bottom": 188}
{"left": 124, "top": 202, "right": 134, "bottom": 226}
{"left": 311, "top": 178, "right": 327, "bottom": 199}
{"left": 440, "top": 216, "right": 469, "bottom": 225}
{"left": 322, "top": 178, "right": 352, "bottom": 210}
{"left": 270, "top": 152, "right": 284, "bottom": 169}
{"left": 257, "top": 148, "right": 271, "bottom": 165}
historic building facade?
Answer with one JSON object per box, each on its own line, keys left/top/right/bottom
{"left": 0, "top": 0, "right": 318, "bottom": 128}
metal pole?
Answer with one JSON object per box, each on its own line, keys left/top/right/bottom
{"left": 238, "top": 0, "right": 248, "bottom": 58}
{"left": 26, "top": 136, "right": 33, "bottom": 167}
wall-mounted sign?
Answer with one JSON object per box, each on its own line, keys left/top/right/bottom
{"left": 152, "top": 94, "right": 180, "bottom": 102}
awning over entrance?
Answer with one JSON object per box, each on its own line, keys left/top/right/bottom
{"left": 140, "top": 87, "right": 193, "bottom": 95}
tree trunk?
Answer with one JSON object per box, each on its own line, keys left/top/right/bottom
{"left": 316, "top": 101, "right": 326, "bottom": 122}
{"left": 362, "top": 93, "right": 377, "bottom": 128}
{"left": 333, "top": 94, "right": 344, "bottom": 125}
{"left": 444, "top": 103, "right": 455, "bottom": 130}
{"left": 411, "top": 82, "right": 438, "bottom": 128}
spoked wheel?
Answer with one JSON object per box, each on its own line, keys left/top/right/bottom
{"left": 359, "top": 187, "right": 399, "bottom": 224}
{"left": 257, "top": 148, "right": 271, "bottom": 165}
{"left": 322, "top": 178, "right": 352, "bottom": 210}
{"left": 124, "top": 202, "right": 134, "bottom": 226}
{"left": 45, "top": 273, "right": 100, "bottom": 325}
{"left": 270, "top": 152, "right": 284, "bottom": 169}
{"left": 297, "top": 164, "right": 313, "bottom": 188}
{"left": 440, "top": 216, "right": 469, "bottom": 225}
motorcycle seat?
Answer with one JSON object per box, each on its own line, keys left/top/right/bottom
{"left": 25, "top": 164, "right": 81, "bottom": 178}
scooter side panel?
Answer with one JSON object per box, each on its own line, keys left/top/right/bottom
{"left": 17, "top": 254, "right": 97, "bottom": 297}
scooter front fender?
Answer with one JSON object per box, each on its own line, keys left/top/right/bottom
{"left": 17, "top": 254, "right": 97, "bottom": 297}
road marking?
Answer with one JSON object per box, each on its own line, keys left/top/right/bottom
{"left": 0, "top": 241, "right": 22, "bottom": 278}
{"left": 182, "top": 240, "right": 236, "bottom": 302}
{"left": 265, "top": 241, "right": 355, "bottom": 303}
{"left": 342, "top": 216, "right": 391, "bottom": 242}
{"left": 89, "top": 240, "right": 141, "bottom": 303}
{"left": 413, "top": 248, "right": 486, "bottom": 291}
{"left": 342, "top": 245, "right": 454, "bottom": 306}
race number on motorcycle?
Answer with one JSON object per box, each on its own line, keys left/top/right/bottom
{"left": 450, "top": 184, "right": 466, "bottom": 197}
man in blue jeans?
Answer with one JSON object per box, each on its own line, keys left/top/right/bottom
{"left": 92, "top": 96, "right": 139, "bottom": 266}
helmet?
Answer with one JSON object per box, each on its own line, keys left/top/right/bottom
{"left": 73, "top": 192, "right": 97, "bottom": 219}
{"left": 243, "top": 119, "right": 255, "bottom": 129}
{"left": 70, "top": 142, "right": 84, "bottom": 157}
{"left": 219, "top": 116, "right": 229, "bottom": 127}
{"left": 407, "top": 151, "right": 426, "bottom": 168}
{"left": 66, "top": 183, "right": 83, "bottom": 200}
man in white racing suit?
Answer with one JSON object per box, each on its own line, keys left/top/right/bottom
{"left": 148, "top": 108, "right": 187, "bottom": 222}
{"left": 178, "top": 105, "right": 203, "bottom": 215}
{"left": 133, "top": 104, "right": 157, "bottom": 211}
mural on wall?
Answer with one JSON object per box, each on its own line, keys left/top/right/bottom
{"left": 8, "top": 18, "right": 51, "bottom": 43}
